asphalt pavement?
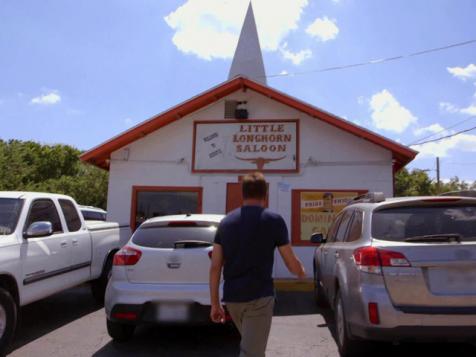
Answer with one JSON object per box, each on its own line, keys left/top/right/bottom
{"left": 7, "top": 286, "right": 476, "bottom": 357}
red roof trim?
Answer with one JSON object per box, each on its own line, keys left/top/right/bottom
{"left": 80, "top": 76, "right": 417, "bottom": 170}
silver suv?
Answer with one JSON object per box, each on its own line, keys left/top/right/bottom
{"left": 312, "top": 193, "right": 476, "bottom": 356}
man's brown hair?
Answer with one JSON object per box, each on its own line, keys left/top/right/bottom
{"left": 242, "top": 172, "right": 267, "bottom": 200}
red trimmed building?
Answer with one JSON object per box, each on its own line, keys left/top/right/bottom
{"left": 81, "top": 4, "right": 416, "bottom": 277}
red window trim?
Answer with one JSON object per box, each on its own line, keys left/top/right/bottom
{"left": 291, "top": 189, "right": 367, "bottom": 246}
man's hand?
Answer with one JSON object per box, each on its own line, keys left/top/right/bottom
{"left": 210, "top": 304, "right": 226, "bottom": 323}
{"left": 278, "top": 244, "right": 306, "bottom": 278}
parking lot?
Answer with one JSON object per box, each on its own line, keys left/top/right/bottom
{"left": 6, "top": 285, "right": 475, "bottom": 357}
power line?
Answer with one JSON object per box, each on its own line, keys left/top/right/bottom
{"left": 409, "top": 115, "right": 476, "bottom": 145}
{"left": 265, "top": 39, "right": 476, "bottom": 78}
{"left": 410, "top": 125, "right": 476, "bottom": 146}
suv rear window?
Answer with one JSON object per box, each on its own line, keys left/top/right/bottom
{"left": 372, "top": 205, "right": 476, "bottom": 242}
{"left": 132, "top": 225, "right": 218, "bottom": 248}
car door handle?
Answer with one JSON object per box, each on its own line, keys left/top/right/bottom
{"left": 72, "top": 239, "right": 79, "bottom": 246}
{"left": 60, "top": 241, "right": 68, "bottom": 247}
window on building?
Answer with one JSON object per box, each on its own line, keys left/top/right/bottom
{"left": 291, "top": 189, "right": 367, "bottom": 246}
{"left": 132, "top": 187, "right": 202, "bottom": 230}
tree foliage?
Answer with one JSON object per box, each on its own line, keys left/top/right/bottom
{"left": 0, "top": 140, "right": 108, "bottom": 208}
{"left": 395, "top": 168, "right": 475, "bottom": 197}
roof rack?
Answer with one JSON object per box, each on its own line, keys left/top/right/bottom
{"left": 347, "top": 192, "right": 386, "bottom": 205}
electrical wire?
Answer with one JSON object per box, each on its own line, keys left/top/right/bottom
{"left": 409, "top": 115, "right": 476, "bottom": 145}
{"left": 410, "top": 125, "right": 476, "bottom": 146}
{"left": 265, "top": 39, "right": 476, "bottom": 78}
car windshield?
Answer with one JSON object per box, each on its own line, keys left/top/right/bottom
{"left": 132, "top": 225, "right": 218, "bottom": 248}
{"left": 0, "top": 198, "right": 24, "bottom": 235}
{"left": 372, "top": 205, "right": 476, "bottom": 242}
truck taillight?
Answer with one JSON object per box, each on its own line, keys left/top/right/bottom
{"left": 353, "top": 247, "right": 411, "bottom": 274}
{"left": 113, "top": 246, "right": 142, "bottom": 266}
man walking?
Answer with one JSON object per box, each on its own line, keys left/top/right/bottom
{"left": 209, "top": 172, "right": 306, "bottom": 357}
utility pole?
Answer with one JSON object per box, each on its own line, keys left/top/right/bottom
{"left": 436, "top": 157, "right": 441, "bottom": 194}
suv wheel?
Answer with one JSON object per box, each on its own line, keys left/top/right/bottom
{"left": 107, "top": 319, "right": 135, "bottom": 342}
{"left": 313, "top": 268, "right": 328, "bottom": 307}
{"left": 0, "top": 288, "right": 17, "bottom": 356}
{"left": 335, "top": 291, "right": 368, "bottom": 357}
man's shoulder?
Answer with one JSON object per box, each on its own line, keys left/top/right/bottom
{"left": 261, "top": 208, "right": 285, "bottom": 223}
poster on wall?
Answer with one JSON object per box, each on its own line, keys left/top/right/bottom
{"left": 292, "top": 190, "right": 366, "bottom": 245}
{"left": 193, "top": 120, "right": 299, "bottom": 173}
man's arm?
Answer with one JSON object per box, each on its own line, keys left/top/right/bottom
{"left": 209, "top": 243, "right": 226, "bottom": 323}
{"left": 278, "top": 244, "right": 306, "bottom": 278}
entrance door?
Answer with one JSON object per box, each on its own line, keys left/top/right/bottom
{"left": 226, "top": 182, "right": 269, "bottom": 213}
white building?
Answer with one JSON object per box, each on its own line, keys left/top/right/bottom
{"left": 81, "top": 4, "right": 417, "bottom": 278}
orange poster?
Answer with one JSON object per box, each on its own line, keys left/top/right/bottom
{"left": 299, "top": 191, "right": 359, "bottom": 241}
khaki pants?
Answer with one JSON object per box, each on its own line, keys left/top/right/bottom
{"left": 226, "top": 296, "right": 275, "bottom": 357}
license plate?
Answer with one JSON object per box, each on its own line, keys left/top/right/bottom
{"left": 427, "top": 267, "right": 476, "bottom": 295}
{"left": 157, "top": 303, "right": 189, "bottom": 322}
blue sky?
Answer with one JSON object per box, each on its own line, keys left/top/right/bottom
{"left": 1, "top": 0, "right": 476, "bottom": 182}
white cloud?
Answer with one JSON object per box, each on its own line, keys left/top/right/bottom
{"left": 306, "top": 16, "right": 339, "bottom": 42}
{"left": 164, "top": 0, "right": 309, "bottom": 60}
{"left": 279, "top": 43, "right": 312, "bottom": 65}
{"left": 460, "top": 104, "right": 476, "bottom": 115}
{"left": 357, "top": 96, "right": 366, "bottom": 105}
{"left": 440, "top": 101, "right": 476, "bottom": 115}
{"left": 30, "top": 91, "right": 61, "bottom": 105}
{"left": 447, "top": 63, "right": 476, "bottom": 81}
{"left": 439, "top": 101, "right": 459, "bottom": 114}
{"left": 279, "top": 70, "right": 289, "bottom": 75}
{"left": 413, "top": 123, "right": 445, "bottom": 136}
{"left": 369, "top": 89, "right": 417, "bottom": 133}
{"left": 413, "top": 133, "right": 476, "bottom": 158}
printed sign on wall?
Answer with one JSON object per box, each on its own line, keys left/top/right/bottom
{"left": 192, "top": 120, "right": 299, "bottom": 173}
{"left": 291, "top": 190, "right": 367, "bottom": 245}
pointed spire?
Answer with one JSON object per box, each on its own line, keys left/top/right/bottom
{"left": 228, "top": 2, "right": 267, "bottom": 85}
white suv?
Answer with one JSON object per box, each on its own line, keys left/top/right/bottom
{"left": 105, "top": 214, "right": 224, "bottom": 341}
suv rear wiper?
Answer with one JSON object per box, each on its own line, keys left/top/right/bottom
{"left": 404, "top": 234, "right": 462, "bottom": 243}
{"left": 174, "top": 240, "right": 213, "bottom": 249}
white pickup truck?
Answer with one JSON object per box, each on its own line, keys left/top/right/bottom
{"left": 0, "top": 191, "right": 129, "bottom": 354}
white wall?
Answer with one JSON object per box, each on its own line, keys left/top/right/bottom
{"left": 107, "top": 89, "right": 393, "bottom": 278}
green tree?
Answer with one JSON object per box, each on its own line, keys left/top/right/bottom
{"left": 0, "top": 140, "right": 108, "bottom": 208}
{"left": 395, "top": 168, "right": 435, "bottom": 196}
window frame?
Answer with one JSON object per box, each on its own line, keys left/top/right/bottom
{"left": 23, "top": 198, "right": 64, "bottom": 235}
{"left": 291, "top": 189, "right": 367, "bottom": 246}
{"left": 335, "top": 209, "right": 354, "bottom": 243}
{"left": 59, "top": 199, "right": 83, "bottom": 232}
{"left": 345, "top": 210, "right": 364, "bottom": 243}
{"left": 130, "top": 186, "right": 203, "bottom": 231}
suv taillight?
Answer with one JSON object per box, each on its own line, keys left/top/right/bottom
{"left": 353, "top": 247, "right": 411, "bottom": 274}
{"left": 113, "top": 246, "right": 142, "bottom": 266}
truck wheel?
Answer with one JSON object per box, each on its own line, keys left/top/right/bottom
{"left": 91, "top": 256, "right": 113, "bottom": 303}
{"left": 107, "top": 319, "right": 135, "bottom": 342}
{"left": 335, "top": 291, "right": 368, "bottom": 357}
{"left": 313, "top": 268, "right": 328, "bottom": 307}
{"left": 0, "top": 288, "right": 17, "bottom": 356}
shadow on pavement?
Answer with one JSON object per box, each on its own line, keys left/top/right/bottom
{"left": 10, "top": 285, "right": 103, "bottom": 353}
{"left": 93, "top": 324, "right": 240, "bottom": 357}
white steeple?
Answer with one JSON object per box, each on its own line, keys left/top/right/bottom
{"left": 228, "top": 2, "right": 267, "bottom": 85}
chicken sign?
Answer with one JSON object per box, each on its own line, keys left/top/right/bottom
{"left": 192, "top": 120, "right": 299, "bottom": 173}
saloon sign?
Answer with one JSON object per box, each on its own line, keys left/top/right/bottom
{"left": 192, "top": 120, "right": 299, "bottom": 173}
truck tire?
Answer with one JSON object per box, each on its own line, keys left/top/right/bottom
{"left": 107, "top": 319, "right": 135, "bottom": 342}
{"left": 91, "top": 255, "right": 113, "bottom": 303}
{"left": 0, "top": 288, "right": 17, "bottom": 356}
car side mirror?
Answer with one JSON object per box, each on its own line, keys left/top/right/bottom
{"left": 310, "top": 232, "right": 326, "bottom": 244}
{"left": 24, "top": 221, "right": 53, "bottom": 238}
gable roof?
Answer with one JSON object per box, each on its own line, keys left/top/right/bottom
{"left": 80, "top": 76, "right": 417, "bottom": 171}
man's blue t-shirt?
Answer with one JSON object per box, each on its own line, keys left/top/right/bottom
{"left": 214, "top": 206, "right": 290, "bottom": 303}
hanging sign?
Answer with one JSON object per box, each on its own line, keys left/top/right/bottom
{"left": 192, "top": 120, "right": 299, "bottom": 173}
